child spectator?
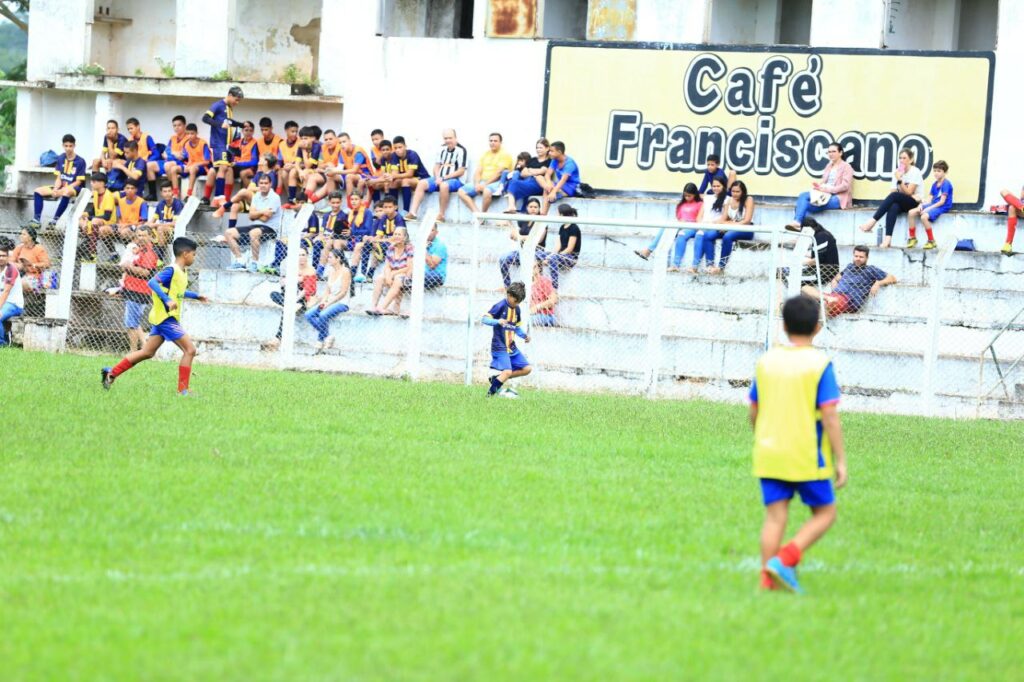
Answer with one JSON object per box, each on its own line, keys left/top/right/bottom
{"left": 108, "top": 141, "right": 146, "bottom": 192}
{"left": 316, "top": 191, "right": 349, "bottom": 275}
{"left": 369, "top": 227, "right": 413, "bottom": 315}
{"left": 256, "top": 117, "right": 282, "bottom": 160}
{"left": 858, "top": 148, "right": 923, "bottom": 248}
{"left": 224, "top": 120, "right": 259, "bottom": 201}
{"left": 538, "top": 141, "right": 580, "bottom": 214}
{"left": 79, "top": 172, "right": 118, "bottom": 262}
{"left": 697, "top": 154, "right": 735, "bottom": 195}
{"left": 687, "top": 178, "right": 729, "bottom": 273}
{"left": 365, "top": 138, "right": 393, "bottom": 199}
{"left": 544, "top": 203, "right": 581, "bottom": 289}
{"left": 182, "top": 123, "right": 212, "bottom": 199}
{"left": 279, "top": 121, "right": 302, "bottom": 204}
{"left": 481, "top": 281, "right": 532, "bottom": 398}
{"left": 379, "top": 135, "right": 428, "bottom": 211}
{"left": 530, "top": 259, "right": 558, "bottom": 327}
{"left": 124, "top": 117, "right": 159, "bottom": 200}
{"left": 786, "top": 143, "right": 853, "bottom": 230}
{"left": 907, "top": 160, "right": 952, "bottom": 250}
{"left": 157, "top": 115, "right": 189, "bottom": 197}
{"left": 505, "top": 139, "right": 551, "bottom": 212}
{"left": 265, "top": 246, "right": 319, "bottom": 351}
{"left": 0, "top": 243, "right": 24, "bottom": 347}
{"left": 92, "top": 119, "right": 127, "bottom": 173}
{"left": 335, "top": 132, "right": 378, "bottom": 196}
{"left": 634, "top": 182, "right": 704, "bottom": 266}
{"left": 499, "top": 197, "right": 546, "bottom": 288}
{"left": 458, "top": 132, "right": 514, "bottom": 215}
{"left": 117, "top": 226, "right": 159, "bottom": 352}
{"left": 11, "top": 227, "right": 49, "bottom": 293}
{"left": 708, "top": 180, "right": 755, "bottom": 274}
{"left": 114, "top": 179, "right": 149, "bottom": 242}
{"left": 801, "top": 246, "right": 897, "bottom": 317}
{"left": 749, "top": 294, "right": 847, "bottom": 593}
{"left": 30, "top": 133, "right": 86, "bottom": 228}
{"left": 1000, "top": 184, "right": 1024, "bottom": 255}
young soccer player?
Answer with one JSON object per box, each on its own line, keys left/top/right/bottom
{"left": 482, "top": 281, "right": 532, "bottom": 398}
{"left": 698, "top": 154, "right": 736, "bottom": 195}
{"left": 907, "top": 160, "right": 952, "bottom": 249}
{"left": 92, "top": 119, "right": 127, "bottom": 173}
{"left": 200, "top": 85, "right": 244, "bottom": 207}
{"left": 158, "top": 115, "right": 189, "bottom": 197}
{"left": 182, "top": 124, "right": 212, "bottom": 198}
{"left": 79, "top": 172, "right": 118, "bottom": 262}
{"left": 361, "top": 193, "right": 401, "bottom": 283}
{"left": 124, "top": 117, "right": 160, "bottom": 200}
{"left": 279, "top": 120, "right": 302, "bottom": 203}
{"left": 317, "top": 190, "right": 348, "bottom": 274}
{"left": 222, "top": 120, "right": 259, "bottom": 201}
{"left": 749, "top": 295, "right": 847, "bottom": 594}
{"left": 102, "top": 236, "right": 209, "bottom": 395}
{"left": 108, "top": 141, "right": 146, "bottom": 192}
{"left": 213, "top": 154, "right": 279, "bottom": 226}
{"left": 31, "top": 133, "right": 86, "bottom": 227}
{"left": 148, "top": 181, "right": 184, "bottom": 259}
{"left": 114, "top": 179, "right": 149, "bottom": 242}
{"left": 256, "top": 117, "right": 282, "bottom": 159}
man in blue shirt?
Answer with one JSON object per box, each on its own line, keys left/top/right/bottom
{"left": 200, "top": 85, "right": 244, "bottom": 206}
{"left": 801, "top": 246, "right": 897, "bottom": 316}
{"left": 539, "top": 141, "right": 580, "bottom": 214}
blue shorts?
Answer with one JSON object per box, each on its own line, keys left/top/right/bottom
{"left": 460, "top": 174, "right": 506, "bottom": 198}
{"left": 925, "top": 206, "right": 950, "bottom": 222}
{"left": 211, "top": 145, "right": 231, "bottom": 167}
{"left": 760, "top": 478, "right": 835, "bottom": 507}
{"left": 123, "top": 300, "right": 147, "bottom": 328}
{"left": 490, "top": 348, "right": 529, "bottom": 372}
{"left": 156, "top": 159, "right": 181, "bottom": 175}
{"left": 426, "top": 177, "right": 463, "bottom": 193}
{"left": 150, "top": 317, "right": 187, "bottom": 342}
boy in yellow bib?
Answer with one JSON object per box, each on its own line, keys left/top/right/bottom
{"left": 749, "top": 295, "right": 847, "bottom": 594}
{"left": 102, "top": 237, "right": 208, "bottom": 395}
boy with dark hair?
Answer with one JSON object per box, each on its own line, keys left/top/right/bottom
{"left": 315, "top": 190, "right": 348, "bottom": 274}
{"left": 125, "top": 117, "right": 160, "bottom": 199}
{"left": 223, "top": 120, "right": 259, "bottom": 200}
{"left": 115, "top": 179, "right": 149, "bottom": 241}
{"left": 182, "top": 123, "right": 212, "bottom": 198}
{"left": 118, "top": 225, "right": 159, "bottom": 352}
{"left": 365, "top": 138, "right": 393, "bottom": 198}
{"left": 482, "top": 281, "right": 532, "bottom": 398}
{"left": 92, "top": 119, "right": 127, "bottom": 173}
{"left": 383, "top": 135, "right": 428, "bottom": 211}
{"left": 749, "top": 295, "right": 847, "bottom": 594}
{"left": 698, "top": 154, "right": 736, "bottom": 195}
{"left": 148, "top": 181, "right": 184, "bottom": 256}
{"left": 31, "top": 133, "right": 86, "bottom": 227}
{"left": 360, "top": 193, "right": 402, "bottom": 283}
{"left": 907, "top": 160, "right": 952, "bottom": 250}
{"left": 102, "top": 236, "right": 208, "bottom": 395}
{"left": 370, "top": 128, "right": 385, "bottom": 168}
{"left": 79, "top": 172, "right": 118, "bottom": 262}
{"left": 201, "top": 85, "right": 244, "bottom": 206}
{"left": 278, "top": 120, "right": 302, "bottom": 202}
{"left": 288, "top": 126, "right": 321, "bottom": 207}
{"left": 0, "top": 242, "right": 24, "bottom": 347}
{"left": 157, "top": 115, "right": 189, "bottom": 197}
{"left": 538, "top": 141, "right": 580, "bottom": 214}
{"left": 108, "top": 141, "right": 146, "bottom": 192}
{"left": 256, "top": 117, "right": 282, "bottom": 159}
{"left": 213, "top": 154, "right": 279, "bottom": 227}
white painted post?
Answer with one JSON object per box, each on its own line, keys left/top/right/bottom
{"left": 464, "top": 216, "right": 481, "bottom": 385}
{"left": 55, "top": 189, "right": 91, "bottom": 321}
{"left": 279, "top": 204, "right": 314, "bottom": 366}
{"left": 406, "top": 216, "right": 436, "bottom": 380}
{"left": 921, "top": 233, "right": 958, "bottom": 416}
{"left": 765, "top": 230, "right": 780, "bottom": 351}
{"left": 174, "top": 196, "right": 201, "bottom": 239}
{"left": 643, "top": 228, "right": 674, "bottom": 398}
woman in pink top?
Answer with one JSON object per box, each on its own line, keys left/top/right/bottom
{"left": 669, "top": 182, "right": 706, "bottom": 271}
{"left": 786, "top": 143, "right": 853, "bottom": 230}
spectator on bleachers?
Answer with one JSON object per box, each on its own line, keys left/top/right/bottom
{"left": 698, "top": 154, "right": 736, "bottom": 195}
{"left": 458, "top": 132, "right": 514, "bottom": 215}
{"left": 79, "top": 172, "right": 118, "bottom": 262}
{"left": 148, "top": 181, "right": 184, "bottom": 260}
{"left": 1000, "top": 184, "right": 1024, "bottom": 256}
{"left": 907, "top": 160, "right": 952, "bottom": 250}
{"left": 787, "top": 143, "right": 853, "bottom": 230}
{"left": 225, "top": 120, "right": 259, "bottom": 201}
{"left": 124, "top": 117, "right": 160, "bottom": 200}
{"left": 406, "top": 129, "right": 468, "bottom": 223}
{"left": 378, "top": 136, "right": 428, "bottom": 212}
{"left": 801, "top": 245, "right": 897, "bottom": 317}
{"left": 708, "top": 180, "right": 756, "bottom": 274}
{"left": 0, "top": 242, "right": 23, "bottom": 347}
{"left": 107, "top": 141, "right": 146, "bottom": 193}
{"left": 182, "top": 123, "right": 212, "bottom": 199}
{"left": 538, "top": 141, "right": 580, "bottom": 214}
{"left": 499, "top": 197, "right": 546, "bottom": 288}
{"left": 305, "top": 248, "right": 351, "bottom": 350}
{"left": 114, "top": 180, "right": 149, "bottom": 242}
{"left": 200, "top": 85, "right": 244, "bottom": 208}
{"left": 30, "top": 133, "right": 86, "bottom": 228}
{"left": 265, "top": 246, "right": 319, "bottom": 351}
{"left": 92, "top": 119, "right": 127, "bottom": 174}
{"left": 361, "top": 194, "right": 402, "bottom": 283}
{"left": 633, "top": 183, "right": 704, "bottom": 267}
{"left": 224, "top": 174, "right": 281, "bottom": 272}
{"left": 279, "top": 121, "right": 302, "bottom": 202}
{"left": 530, "top": 259, "right": 558, "bottom": 327}
{"left": 314, "top": 191, "right": 348, "bottom": 275}
{"left": 214, "top": 154, "right": 279, "bottom": 227}
{"left": 118, "top": 226, "right": 159, "bottom": 352}
{"left": 365, "top": 138, "right": 393, "bottom": 198}
{"left": 687, "top": 178, "right": 729, "bottom": 273}
{"left": 370, "top": 227, "right": 413, "bottom": 315}
{"left": 423, "top": 223, "right": 447, "bottom": 290}
{"left": 11, "top": 227, "right": 50, "bottom": 293}
{"left": 544, "top": 204, "right": 581, "bottom": 289}
{"left": 504, "top": 138, "right": 551, "bottom": 213}
{"left": 157, "top": 115, "right": 188, "bottom": 198}
{"left": 858, "top": 148, "right": 923, "bottom": 248}
{"left": 781, "top": 217, "right": 840, "bottom": 289}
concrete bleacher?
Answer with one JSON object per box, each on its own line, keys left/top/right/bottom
{"left": 4, "top": 190, "right": 1023, "bottom": 419}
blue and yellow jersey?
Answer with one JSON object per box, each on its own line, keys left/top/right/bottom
{"left": 203, "top": 99, "right": 235, "bottom": 150}
{"left": 99, "top": 133, "right": 127, "bottom": 160}
{"left": 256, "top": 134, "right": 281, "bottom": 159}
{"left": 749, "top": 346, "right": 841, "bottom": 482}
{"left": 167, "top": 133, "right": 189, "bottom": 163}
{"left": 107, "top": 157, "right": 146, "bottom": 189}
{"left": 232, "top": 137, "right": 259, "bottom": 169}
{"left": 54, "top": 154, "right": 87, "bottom": 186}
{"left": 184, "top": 137, "right": 212, "bottom": 165}
{"left": 116, "top": 194, "right": 148, "bottom": 224}
{"left": 372, "top": 213, "right": 404, "bottom": 241}
{"left": 487, "top": 299, "right": 522, "bottom": 353}
{"left": 149, "top": 264, "right": 189, "bottom": 324}
{"left": 299, "top": 142, "right": 321, "bottom": 170}
{"left": 86, "top": 188, "right": 118, "bottom": 223}
{"left": 320, "top": 210, "right": 345, "bottom": 234}
{"left": 153, "top": 198, "right": 184, "bottom": 223}
{"left": 279, "top": 137, "right": 301, "bottom": 165}
{"left": 386, "top": 150, "right": 429, "bottom": 179}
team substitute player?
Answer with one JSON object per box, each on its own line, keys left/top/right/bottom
{"left": 200, "top": 86, "right": 244, "bottom": 207}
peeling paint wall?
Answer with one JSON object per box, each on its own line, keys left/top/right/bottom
{"left": 231, "top": 0, "right": 321, "bottom": 81}
{"left": 89, "top": 0, "right": 177, "bottom": 77}
{"left": 488, "top": 0, "right": 538, "bottom": 37}
{"left": 587, "top": 0, "right": 636, "bottom": 41}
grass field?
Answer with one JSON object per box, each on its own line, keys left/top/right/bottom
{"left": 1, "top": 351, "right": 1021, "bottom": 681}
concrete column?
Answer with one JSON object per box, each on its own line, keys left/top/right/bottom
{"left": 26, "top": 0, "right": 93, "bottom": 80}
{"left": 635, "top": 0, "right": 709, "bottom": 44}
{"left": 983, "top": 0, "right": 1024, "bottom": 207}
{"left": 319, "top": 0, "right": 378, "bottom": 100}
{"left": 473, "top": 0, "right": 489, "bottom": 38}
{"left": 809, "top": 0, "right": 884, "bottom": 48}
{"left": 175, "top": 0, "right": 236, "bottom": 78}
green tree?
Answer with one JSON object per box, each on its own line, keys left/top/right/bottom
{"left": 0, "top": 1, "right": 28, "bottom": 32}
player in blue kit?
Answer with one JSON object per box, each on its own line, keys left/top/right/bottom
{"left": 481, "top": 281, "right": 532, "bottom": 398}
{"left": 30, "top": 134, "right": 86, "bottom": 227}
{"left": 201, "top": 85, "right": 244, "bottom": 206}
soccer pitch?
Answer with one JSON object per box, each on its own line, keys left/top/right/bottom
{"left": 1, "top": 352, "right": 1021, "bottom": 680}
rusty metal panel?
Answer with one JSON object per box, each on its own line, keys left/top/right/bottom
{"left": 587, "top": 0, "right": 636, "bottom": 41}
{"left": 487, "top": 0, "right": 538, "bottom": 38}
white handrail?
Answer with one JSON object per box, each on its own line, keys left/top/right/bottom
{"left": 406, "top": 215, "right": 436, "bottom": 380}
{"left": 55, "top": 189, "right": 92, "bottom": 321}
{"left": 279, "top": 203, "right": 315, "bottom": 366}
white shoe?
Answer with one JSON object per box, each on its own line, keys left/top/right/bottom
{"left": 500, "top": 388, "right": 519, "bottom": 399}
{"left": 323, "top": 335, "right": 335, "bottom": 349}
{"left": 313, "top": 341, "right": 324, "bottom": 352}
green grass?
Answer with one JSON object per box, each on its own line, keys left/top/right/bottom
{"left": 1, "top": 351, "right": 1021, "bottom": 681}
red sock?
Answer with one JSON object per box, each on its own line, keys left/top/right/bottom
{"left": 925, "top": 228, "right": 935, "bottom": 241}
{"left": 1005, "top": 193, "right": 1024, "bottom": 211}
{"left": 778, "top": 542, "right": 802, "bottom": 567}
{"left": 178, "top": 365, "right": 191, "bottom": 393}
{"left": 908, "top": 226, "right": 916, "bottom": 238}
{"left": 172, "top": 188, "right": 180, "bottom": 198}
{"left": 204, "top": 182, "right": 214, "bottom": 199}
{"left": 1009, "top": 214, "right": 1018, "bottom": 245}
{"left": 110, "top": 358, "right": 134, "bottom": 378}
{"left": 305, "top": 190, "right": 316, "bottom": 202}
{"left": 225, "top": 183, "right": 233, "bottom": 199}
{"left": 760, "top": 569, "right": 775, "bottom": 590}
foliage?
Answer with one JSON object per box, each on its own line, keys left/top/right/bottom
{"left": 0, "top": 14, "right": 27, "bottom": 72}
{"left": 0, "top": 351, "right": 1021, "bottom": 680}
{"left": 70, "top": 63, "right": 106, "bottom": 77}
{"left": 133, "top": 67, "right": 143, "bottom": 76}
{"left": 210, "top": 69, "right": 233, "bottom": 82}
{"left": 0, "top": 59, "right": 24, "bottom": 183}
{"left": 155, "top": 57, "right": 174, "bottom": 78}
{"left": 282, "top": 63, "right": 300, "bottom": 84}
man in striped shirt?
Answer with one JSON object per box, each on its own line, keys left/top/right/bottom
{"left": 405, "top": 129, "right": 468, "bottom": 223}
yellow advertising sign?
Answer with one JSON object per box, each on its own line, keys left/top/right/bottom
{"left": 543, "top": 43, "right": 994, "bottom": 206}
